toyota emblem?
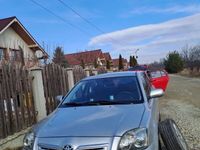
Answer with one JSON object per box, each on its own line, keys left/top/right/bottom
{"left": 63, "top": 145, "right": 73, "bottom": 150}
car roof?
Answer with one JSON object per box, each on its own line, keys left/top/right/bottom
{"left": 83, "top": 71, "right": 137, "bottom": 80}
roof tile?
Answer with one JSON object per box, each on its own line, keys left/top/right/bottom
{"left": 65, "top": 49, "right": 106, "bottom": 65}
{"left": 0, "top": 16, "right": 16, "bottom": 32}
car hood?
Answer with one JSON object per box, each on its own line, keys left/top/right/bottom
{"left": 36, "top": 104, "right": 145, "bottom": 138}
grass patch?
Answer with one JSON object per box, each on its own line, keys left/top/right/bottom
{"left": 3, "top": 147, "right": 22, "bottom": 150}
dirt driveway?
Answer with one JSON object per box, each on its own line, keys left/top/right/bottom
{"left": 159, "top": 74, "right": 200, "bottom": 150}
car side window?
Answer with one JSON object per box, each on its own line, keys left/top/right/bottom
{"left": 141, "top": 73, "right": 151, "bottom": 99}
{"left": 160, "top": 71, "right": 166, "bottom": 76}
{"left": 151, "top": 71, "right": 162, "bottom": 78}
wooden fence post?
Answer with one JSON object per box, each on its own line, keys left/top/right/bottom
{"left": 85, "top": 69, "right": 90, "bottom": 77}
{"left": 66, "top": 68, "right": 74, "bottom": 90}
{"left": 92, "top": 69, "right": 98, "bottom": 75}
{"left": 30, "top": 67, "right": 47, "bottom": 121}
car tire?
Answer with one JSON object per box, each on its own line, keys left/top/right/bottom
{"left": 159, "top": 119, "right": 189, "bottom": 150}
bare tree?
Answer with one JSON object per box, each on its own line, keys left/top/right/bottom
{"left": 181, "top": 45, "right": 200, "bottom": 71}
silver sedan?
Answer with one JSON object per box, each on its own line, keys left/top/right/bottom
{"left": 23, "top": 71, "right": 164, "bottom": 150}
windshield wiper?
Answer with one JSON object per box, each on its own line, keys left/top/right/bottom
{"left": 82, "top": 100, "right": 132, "bottom": 105}
{"left": 60, "top": 100, "right": 134, "bottom": 107}
{"left": 61, "top": 102, "right": 84, "bottom": 107}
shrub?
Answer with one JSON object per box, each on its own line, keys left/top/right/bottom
{"left": 164, "top": 51, "right": 184, "bottom": 73}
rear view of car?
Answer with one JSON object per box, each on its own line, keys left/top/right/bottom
{"left": 150, "top": 70, "right": 169, "bottom": 91}
{"left": 128, "top": 66, "right": 169, "bottom": 91}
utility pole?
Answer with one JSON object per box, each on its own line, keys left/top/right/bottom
{"left": 135, "top": 49, "right": 139, "bottom": 59}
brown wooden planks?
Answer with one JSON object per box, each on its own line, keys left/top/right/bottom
{"left": 2, "top": 64, "right": 13, "bottom": 135}
{"left": 41, "top": 64, "right": 70, "bottom": 114}
{"left": 0, "top": 80, "right": 7, "bottom": 138}
{"left": 73, "top": 66, "right": 86, "bottom": 84}
{"left": 0, "top": 64, "right": 36, "bottom": 140}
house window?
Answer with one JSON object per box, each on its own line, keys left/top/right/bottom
{"left": 10, "top": 50, "right": 15, "bottom": 61}
{"left": 0, "top": 48, "right": 6, "bottom": 61}
{"left": 0, "top": 48, "right": 5, "bottom": 60}
{"left": 10, "top": 49, "right": 21, "bottom": 62}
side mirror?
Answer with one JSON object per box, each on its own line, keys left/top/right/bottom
{"left": 55, "top": 95, "right": 64, "bottom": 105}
{"left": 150, "top": 89, "right": 164, "bottom": 98}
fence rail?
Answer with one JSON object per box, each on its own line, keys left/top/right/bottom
{"left": 73, "top": 66, "right": 86, "bottom": 84}
{"left": 0, "top": 64, "right": 36, "bottom": 139}
{"left": 0, "top": 62, "right": 107, "bottom": 141}
{"left": 42, "top": 63, "right": 69, "bottom": 114}
{"left": 98, "top": 67, "right": 107, "bottom": 74}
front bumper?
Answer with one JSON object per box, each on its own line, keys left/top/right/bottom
{"left": 33, "top": 137, "right": 114, "bottom": 150}
{"left": 32, "top": 136, "right": 157, "bottom": 150}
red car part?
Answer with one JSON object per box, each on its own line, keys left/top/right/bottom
{"left": 150, "top": 70, "right": 169, "bottom": 91}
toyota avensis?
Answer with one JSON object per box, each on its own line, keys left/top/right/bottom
{"left": 23, "top": 71, "right": 165, "bottom": 150}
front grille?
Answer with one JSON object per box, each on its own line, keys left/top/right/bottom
{"left": 83, "top": 148, "right": 104, "bottom": 150}
{"left": 38, "top": 143, "right": 60, "bottom": 150}
{"left": 39, "top": 148, "right": 56, "bottom": 150}
{"left": 39, "top": 148, "right": 105, "bottom": 150}
{"left": 77, "top": 144, "right": 108, "bottom": 150}
{"left": 38, "top": 143, "right": 108, "bottom": 150}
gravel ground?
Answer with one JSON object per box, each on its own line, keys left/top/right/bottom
{"left": 159, "top": 74, "right": 200, "bottom": 150}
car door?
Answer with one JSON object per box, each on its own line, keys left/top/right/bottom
{"left": 159, "top": 70, "right": 169, "bottom": 91}
{"left": 140, "top": 73, "right": 159, "bottom": 149}
{"left": 150, "top": 70, "right": 169, "bottom": 91}
{"left": 150, "top": 71, "right": 162, "bottom": 88}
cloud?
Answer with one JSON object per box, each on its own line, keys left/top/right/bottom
{"left": 129, "top": 4, "right": 200, "bottom": 15}
{"left": 88, "top": 13, "right": 200, "bottom": 63}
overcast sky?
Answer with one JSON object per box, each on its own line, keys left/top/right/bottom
{"left": 1, "top": 0, "right": 200, "bottom": 64}
{"left": 89, "top": 13, "right": 200, "bottom": 63}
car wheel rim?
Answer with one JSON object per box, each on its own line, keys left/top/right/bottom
{"left": 172, "top": 123, "right": 187, "bottom": 150}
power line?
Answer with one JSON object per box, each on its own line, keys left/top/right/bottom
{"left": 30, "top": 0, "right": 128, "bottom": 49}
{"left": 29, "top": 0, "right": 92, "bottom": 37}
{"left": 57, "top": 0, "right": 105, "bottom": 34}
{"left": 57, "top": 0, "right": 127, "bottom": 46}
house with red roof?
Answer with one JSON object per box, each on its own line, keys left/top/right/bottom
{"left": 65, "top": 49, "right": 112, "bottom": 69}
{"left": 0, "top": 16, "right": 48, "bottom": 68}
{"left": 103, "top": 52, "right": 111, "bottom": 61}
{"left": 112, "top": 58, "right": 128, "bottom": 70}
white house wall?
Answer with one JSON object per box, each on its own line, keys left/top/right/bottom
{"left": 0, "top": 27, "right": 35, "bottom": 60}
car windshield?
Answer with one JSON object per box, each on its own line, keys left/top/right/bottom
{"left": 151, "top": 71, "right": 162, "bottom": 78}
{"left": 61, "top": 76, "right": 142, "bottom": 107}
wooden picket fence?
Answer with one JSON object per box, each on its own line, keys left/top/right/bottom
{"left": 73, "top": 66, "right": 86, "bottom": 84}
{"left": 98, "top": 67, "right": 107, "bottom": 74}
{"left": 0, "top": 64, "right": 36, "bottom": 139}
{"left": 0, "top": 62, "right": 105, "bottom": 141}
{"left": 42, "top": 65, "right": 86, "bottom": 114}
{"left": 42, "top": 63, "right": 69, "bottom": 114}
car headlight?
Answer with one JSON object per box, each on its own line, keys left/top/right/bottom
{"left": 118, "top": 128, "right": 148, "bottom": 150}
{"left": 23, "top": 132, "right": 35, "bottom": 150}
